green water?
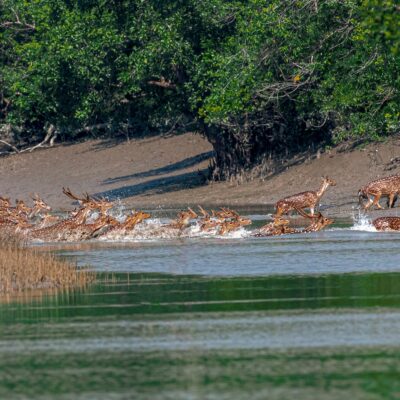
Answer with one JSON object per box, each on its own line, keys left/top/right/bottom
{"left": 2, "top": 271, "right": 400, "bottom": 400}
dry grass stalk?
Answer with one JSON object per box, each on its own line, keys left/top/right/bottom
{"left": 0, "top": 233, "right": 94, "bottom": 294}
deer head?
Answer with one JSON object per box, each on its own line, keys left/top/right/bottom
{"left": 15, "top": 199, "right": 31, "bottom": 215}
{"left": 0, "top": 196, "right": 11, "bottom": 208}
{"left": 273, "top": 216, "right": 290, "bottom": 226}
{"left": 31, "top": 194, "right": 52, "bottom": 212}
{"left": 63, "top": 187, "right": 113, "bottom": 214}
{"left": 321, "top": 176, "right": 336, "bottom": 186}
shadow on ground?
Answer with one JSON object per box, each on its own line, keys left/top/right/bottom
{"left": 102, "top": 152, "right": 213, "bottom": 185}
{"left": 96, "top": 170, "right": 208, "bottom": 200}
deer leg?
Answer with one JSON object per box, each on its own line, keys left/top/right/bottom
{"left": 274, "top": 207, "right": 284, "bottom": 218}
{"left": 371, "top": 193, "right": 383, "bottom": 210}
{"left": 389, "top": 192, "right": 395, "bottom": 208}
{"left": 364, "top": 196, "right": 374, "bottom": 210}
{"left": 391, "top": 193, "right": 398, "bottom": 208}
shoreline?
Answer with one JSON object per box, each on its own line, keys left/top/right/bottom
{"left": 0, "top": 132, "right": 399, "bottom": 220}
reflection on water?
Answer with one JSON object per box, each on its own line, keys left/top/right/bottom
{"left": 1, "top": 270, "right": 400, "bottom": 399}
{"left": 1, "top": 220, "right": 400, "bottom": 399}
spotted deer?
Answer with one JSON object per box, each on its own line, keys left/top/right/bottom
{"left": 62, "top": 187, "right": 113, "bottom": 215}
{"left": 197, "top": 206, "right": 220, "bottom": 232}
{"left": 218, "top": 214, "right": 252, "bottom": 235}
{"left": 258, "top": 217, "right": 292, "bottom": 235}
{"left": 254, "top": 218, "right": 296, "bottom": 237}
{"left": 167, "top": 208, "right": 198, "bottom": 230}
{"left": 255, "top": 209, "right": 333, "bottom": 237}
{"left": 0, "top": 196, "right": 11, "bottom": 209}
{"left": 107, "top": 211, "right": 151, "bottom": 234}
{"left": 358, "top": 175, "right": 400, "bottom": 210}
{"left": 29, "top": 194, "right": 52, "bottom": 218}
{"left": 36, "top": 213, "right": 60, "bottom": 228}
{"left": 28, "top": 204, "right": 96, "bottom": 241}
{"left": 372, "top": 216, "right": 400, "bottom": 231}
{"left": 68, "top": 215, "right": 120, "bottom": 241}
{"left": 275, "top": 176, "right": 336, "bottom": 217}
{"left": 302, "top": 212, "right": 334, "bottom": 233}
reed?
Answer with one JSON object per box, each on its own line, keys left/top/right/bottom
{"left": 0, "top": 233, "right": 94, "bottom": 294}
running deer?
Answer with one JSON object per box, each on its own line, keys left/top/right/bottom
{"left": 197, "top": 206, "right": 221, "bottom": 232}
{"left": 0, "top": 196, "right": 11, "bottom": 209}
{"left": 167, "top": 208, "right": 198, "bottom": 230}
{"left": 294, "top": 207, "right": 334, "bottom": 232}
{"left": 275, "top": 176, "right": 336, "bottom": 217}
{"left": 257, "top": 216, "right": 293, "bottom": 236}
{"left": 29, "top": 194, "right": 52, "bottom": 218}
{"left": 62, "top": 187, "right": 113, "bottom": 215}
{"left": 68, "top": 215, "right": 120, "bottom": 241}
{"left": 254, "top": 217, "right": 296, "bottom": 237}
{"left": 358, "top": 175, "right": 400, "bottom": 210}
{"left": 36, "top": 213, "right": 60, "bottom": 228}
{"left": 218, "top": 214, "right": 252, "bottom": 235}
{"left": 372, "top": 216, "right": 400, "bottom": 231}
{"left": 302, "top": 212, "right": 334, "bottom": 233}
{"left": 28, "top": 203, "right": 97, "bottom": 241}
{"left": 212, "top": 207, "right": 239, "bottom": 220}
{"left": 107, "top": 211, "right": 151, "bottom": 234}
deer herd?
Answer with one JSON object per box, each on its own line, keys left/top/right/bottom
{"left": 0, "top": 173, "right": 399, "bottom": 242}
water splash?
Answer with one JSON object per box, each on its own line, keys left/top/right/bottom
{"left": 96, "top": 217, "right": 253, "bottom": 242}
{"left": 350, "top": 209, "right": 376, "bottom": 232}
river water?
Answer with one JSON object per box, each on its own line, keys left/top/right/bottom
{"left": 1, "top": 213, "right": 400, "bottom": 399}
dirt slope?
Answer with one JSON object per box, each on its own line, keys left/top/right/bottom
{"left": 1, "top": 132, "right": 400, "bottom": 217}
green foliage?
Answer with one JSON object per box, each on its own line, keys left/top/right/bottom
{"left": 0, "top": 0, "right": 399, "bottom": 177}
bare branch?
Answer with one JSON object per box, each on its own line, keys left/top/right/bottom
{"left": 0, "top": 140, "right": 19, "bottom": 153}
{"left": 1, "top": 9, "right": 35, "bottom": 31}
{"left": 148, "top": 77, "right": 177, "bottom": 89}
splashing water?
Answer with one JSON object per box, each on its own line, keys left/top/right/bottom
{"left": 96, "top": 217, "right": 253, "bottom": 242}
{"left": 350, "top": 209, "right": 376, "bottom": 232}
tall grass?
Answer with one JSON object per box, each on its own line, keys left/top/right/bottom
{"left": 0, "top": 233, "right": 94, "bottom": 294}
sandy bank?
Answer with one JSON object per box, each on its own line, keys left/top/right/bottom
{"left": 1, "top": 132, "right": 400, "bottom": 219}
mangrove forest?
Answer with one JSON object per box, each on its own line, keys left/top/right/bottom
{"left": 0, "top": 0, "right": 399, "bottom": 178}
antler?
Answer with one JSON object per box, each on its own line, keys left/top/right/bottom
{"left": 63, "top": 187, "right": 83, "bottom": 202}
{"left": 63, "top": 187, "right": 96, "bottom": 205}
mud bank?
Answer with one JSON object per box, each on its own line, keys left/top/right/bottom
{"left": 0, "top": 132, "right": 400, "bottom": 218}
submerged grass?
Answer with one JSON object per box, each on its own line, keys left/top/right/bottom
{"left": 0, "top": 233, "right": 94, "bottom": 294}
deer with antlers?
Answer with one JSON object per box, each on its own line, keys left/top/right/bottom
{"left": 62, "top": 187, "right": 113, "bottom": 215}
{"left": 358, "top": 175, "right": 400, "bottom": 210}
{"left": 275, "top": 176, "right": 336, "bottom": 217}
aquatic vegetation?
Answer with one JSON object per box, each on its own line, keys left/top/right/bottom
{"left": 0, "top": 233, "right": 94, "bottom": 294}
